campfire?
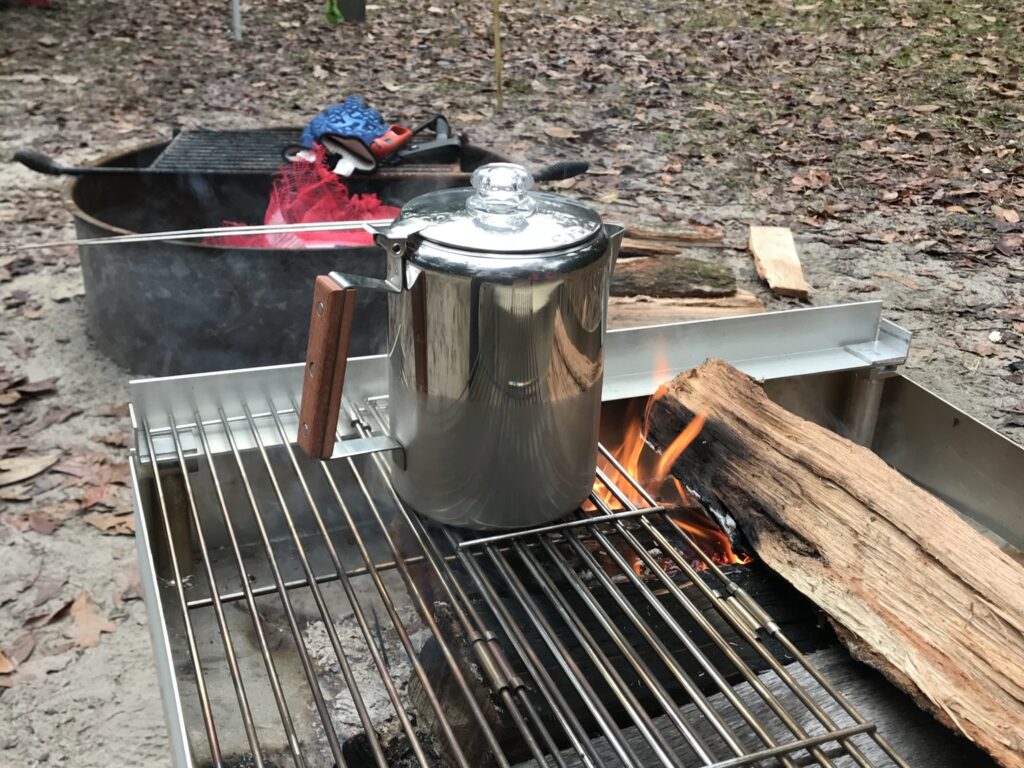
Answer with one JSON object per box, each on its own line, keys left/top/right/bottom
{"left": 590, "top": 387, "right": 751, "bottom": 569}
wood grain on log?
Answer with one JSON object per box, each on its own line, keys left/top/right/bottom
{"left": 612, "top": 256, "right": 736, "bottom": 299}
{"left": 748, "top": 226, "right": 812, "bottom": 299}
{"left": 646, "top": 359, "right": 1024, "bottom": 768}
{"left": 619, "top": 226, "right": 725, "bottom": 258}
{"left": 607, "top": 292, "right": 765, "bottom": 329}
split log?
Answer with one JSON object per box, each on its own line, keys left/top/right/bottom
{"left": 748, "top": 226, "right": 811, "bottom": 299}
{"left": 647, "top": 359, "right": 1024, "bottom": 768}
{"left": 612, "top": 256, "right": 736, "bottom": 299}
{"left": 607, "top": 292, "right": 764, "bottom": 328}
{"left": 619, "top": 225, "right": 724, "bottom": 258}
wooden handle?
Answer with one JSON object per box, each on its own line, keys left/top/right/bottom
{"left": 296, "top": 276, "right": 357, "bottom": 459}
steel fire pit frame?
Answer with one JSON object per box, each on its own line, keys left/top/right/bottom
{"left": 131, "top": 301, "right": 908, "bottom": 441}
{"left": 128, "top": 301, "right": 1022, "bottom": 766}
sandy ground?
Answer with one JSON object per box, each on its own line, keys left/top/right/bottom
{"left": 0, "top": 0, "right": 1021, "bottom": 765}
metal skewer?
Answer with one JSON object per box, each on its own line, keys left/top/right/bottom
{"left": 15, "top": 218, "right": 397, "bottom": 251}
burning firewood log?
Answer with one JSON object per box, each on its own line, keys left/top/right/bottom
{"left": 645, "top": 358, "right": 1024, "bottom": 768}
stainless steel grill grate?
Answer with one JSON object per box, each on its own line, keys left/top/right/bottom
{"left": 134, "top": 391, "right": 909, "bottom": 768}
{"left": 149, "top": 129, "right": 301, "bottom": 174}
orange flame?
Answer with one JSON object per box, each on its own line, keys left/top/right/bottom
{"left": 591, "top": 393, "right": 750, "bottom": 569}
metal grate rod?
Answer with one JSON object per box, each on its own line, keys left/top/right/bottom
{"left": 141, "top": 419, "right": 224, "bottom": 767}
{"left": 313, "top": 453, "right": 476, "bottom": 768}
{"left": 487, "top": 544, "right": 647, "bottom": 766}
{"left": 599, "top": 454, "right": 858, "bottom": 763}
{"left": 456, "top": 505, "right": 669, "bottom": 550}
{"left": 193, "top": 413, "right": 307, "bottom": 767}
{"left": 216, "top": 407, "right": 348, "bottom": 767}
{"left": 539, "top": 533, "right": 732, "bottom": 761}
{"left": 514, "top": 538, "right": 691, "bottom": 765}
{"left": 707, "top": 723, "right": 878, "bottom": 768}
{"left": 589, "top": 482, "right": 834, "bottom": 768}
{"left": 598, "top": 444, "right": 908, "bottom": 768}
{"left": 442, "top": 527, "right": 606, "bottom": 768}
{"left": 578, "top": 498, "right": 797, "bottom": 765}
{"left": 559, "top": 528, "right": 748, "bottom": 757}
{"left": 263, "top": 403, "right": 430, "bottom": 766}
{"left": 361, "top": 401, "right": 622, "bottom": 767}
{"left": 166, "top": 415, "right": 265, "bottom": 766}
{"left": 146, "top": 394, "right": 907, "bottom": 768}
{"left": 240, "top": 403, "right": 390, "bottom": 766}
{"left": 184, "top": 554, "right": 439, "bottom": 609}
{"left": 336, "top": 400, "right": 555, "bottom": 768}
{"left": 361, "top": 397, "right": 900, "bottom": 768}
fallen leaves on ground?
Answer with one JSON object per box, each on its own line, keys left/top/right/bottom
{"left": 0, "top": 452, "right": 61, "bottom": 487}
{"left": 0, "top": 631, "right": 37, "bottom": 687}
{"left": 69, "top": 591, "right": 115, "bottom": 648}
{"left": 53, "top": 451, "right": 129, "bottom": 487}
{"left": 33, "top": 577, "right": 68, "bottom": 607}
{"left": 993, "top": 205, "right": 1021, "bottom": 224}
{"left": 93, "top": 403, "right": 130, "bottom": 419}
{"left": 874, "top": 271, "right": 920, "bottom": 290}
{"left": 1, "top": 501, "right": 79, "bottom": 536}
{"left": 83, "top": 511, "right": 135, "bottom": 536}
{"left": 25, "top": 406, "right": 82, "bottom": 435}
{"left": 92, "top": 432, "right": 127, "bottom": 448}
{"left": 24, "top": 597, "right": 73, "bottom": 630}
{"left": 543, "top": 126, "right": 579, "bottom": 140}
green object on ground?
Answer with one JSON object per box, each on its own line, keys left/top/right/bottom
{"left": 325, "top": 0, "right": 344, "bottom": 24}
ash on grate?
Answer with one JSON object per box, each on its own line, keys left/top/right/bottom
{"left": 302, "top": 608, "right": 437, "bottom": 767}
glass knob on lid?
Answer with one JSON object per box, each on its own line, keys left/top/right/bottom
{"left": 467, "top": 163, "right": 537, "bottom": 223}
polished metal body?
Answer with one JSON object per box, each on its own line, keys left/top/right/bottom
{"left": 386, "top": 235, "right": 615, "bottom": 527}
{"left": 330, "top": 163, "right": 623, "bottom": 528}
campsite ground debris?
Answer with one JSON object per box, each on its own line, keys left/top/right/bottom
{"left": 0, "top": 0, "right": 1021, "bottom": 764}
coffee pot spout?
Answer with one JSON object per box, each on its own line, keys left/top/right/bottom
{"left": 604, "top": 223, "right": 625, "bottom": 270}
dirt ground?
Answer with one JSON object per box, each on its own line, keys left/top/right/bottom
{"left": 0, "top": 0, "right": 1021, "bottom": 765}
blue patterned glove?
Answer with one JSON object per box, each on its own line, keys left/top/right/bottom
{"left": 300, "top": 97, "right": 388, "bottom": 149}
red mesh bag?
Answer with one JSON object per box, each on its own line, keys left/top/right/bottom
{"left": 213, "top": 146, "right": 399, "bottom": 248}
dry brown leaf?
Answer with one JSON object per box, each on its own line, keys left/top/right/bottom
{"left": 0, "top": 452, "right": 61, "bottom": 487}
{"left": 94, "top": 403, "right": 130, "bottom": 418}
{"left": 92, "top": 433, "right": 126, "bottom": 448}
{"left": 81, "top": 483, "right": 125, "bottom": 510}
{"left": 34, "top": 577, "right": 67, "bottom": 607}
{"left": 24, "top": 597, "right": 73, "bottom": 629}
{"left": 0, "top": 483, "right": 33, "bottom": 502}
{"left": 17, "top": 377, "right": 58, "bottom": 395}
{"left": 993, "top": 205, "right": 1021, "bottom": 224}
{"left": 27, "top": 511, "right": 58, "bottom": 536}
{"left": 910, "top": 104, "right": 941, "bottom": 113}
{"left": 2, "top": 633, "right": 35, "bottom": 670}
{"left": 53, "top": 451, "right": 129, "bottom": 487}
{"left": 0, "top": 649, "right": 13, "bottom": 675}
{"left": 543, "top": 126, "right": 579, "bottom": 140}
{"left": 83, "top": 510, "right": 135, "bottom": 535}
{"left": 874, "top": 271, "right": 920, "bottom": 290}
{"left": 69, "top": 591, "right": 115, "bottom": 648}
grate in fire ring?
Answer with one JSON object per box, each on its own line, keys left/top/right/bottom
{"left": 132, "top": 392, "right": 909, "bottom": 768}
